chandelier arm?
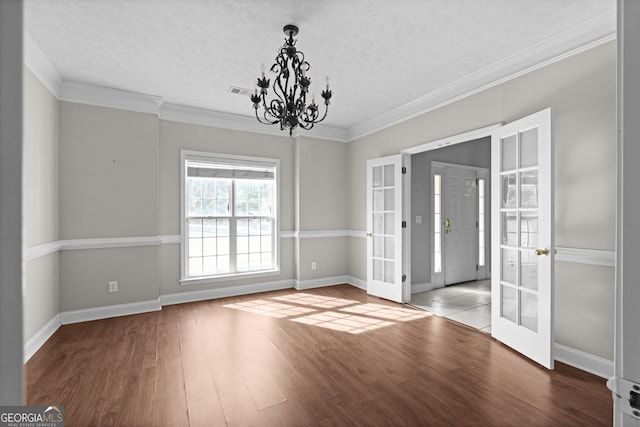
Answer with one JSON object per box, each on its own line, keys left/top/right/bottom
{"left": 254, "top": 107, "right": 279, "bottom": 125}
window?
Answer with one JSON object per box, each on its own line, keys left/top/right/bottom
{"left": 433, "top": 173, "right": 442, "bottom": 273}
{"left": 478, "top": 178, "right": 486, "bottom": 267}
{"left": 181, "top": 151, "right": 279, "bottom": 282}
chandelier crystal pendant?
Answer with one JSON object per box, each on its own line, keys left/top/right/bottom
{"left": 251, "top": 24, "right": 332, "bottom": 136}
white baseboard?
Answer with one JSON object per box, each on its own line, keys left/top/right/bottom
{"left": 346, "top": 276, "right": 367, "bottom": 290}
{"left": 160, "top": 279, "right": 294, "bottom": 306}
{"left": 554, "top": 343, "right": 613, "bottom": 379}
{"left": 411, "top": 282, "right": 433, "bottom": 294}
{"left": 24, "top": 315, "right": 61, "bottom": 363}
{"left": 295, "top": 276, "right": 349, "bottom": 290}
{"left": 59, "top": 299, "right": 161, "bottom": 325}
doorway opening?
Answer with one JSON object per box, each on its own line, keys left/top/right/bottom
{"left": 404, "top": 132, "right": 493, "bottom": 332}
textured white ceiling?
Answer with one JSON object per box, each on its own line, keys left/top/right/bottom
{"left": 25, "top": 0, "right": 615, "bottom": 131}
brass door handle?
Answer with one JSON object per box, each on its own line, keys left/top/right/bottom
{"left": 535, "top": 248, "right": 549, "bottom": 256}
{"left": 367, "top": 232, "right": 373, "bottom": 237}
{"left": 444, "top": 218, "right": 451, "bottom": 228}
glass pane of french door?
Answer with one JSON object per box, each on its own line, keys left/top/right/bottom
{"left": 371, "top": 164, "right": 395, "bottom": 283}
{"left": 499, "top": 129, "right": 540, "bottom": 332}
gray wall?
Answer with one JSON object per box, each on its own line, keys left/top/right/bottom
{"left": 347, "top": 41, "right": 616, "bottom": 360}
{"left": 58, "top": 102, "right": 160, "bottom": 311}
{"left": 23, "top": 67, "right": 59, "bottom": 343}
{"left": 411, "top": 137, "right": 491, "bottom": 285}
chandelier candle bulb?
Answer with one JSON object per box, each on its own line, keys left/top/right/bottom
{"left": 249, "top": 24, "right": 333, "bottom": 136}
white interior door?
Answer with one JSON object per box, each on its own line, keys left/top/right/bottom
{"left": 444, "top": 165, "right": 478, "bottom": 285}
{"left": 491, "top": 108, "right": 553, "bottom": 369}
{"left": 366, "top": 154, "right": 408, "bottom": 303}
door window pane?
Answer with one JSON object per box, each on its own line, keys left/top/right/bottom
{"left": 384, "top": 260, "right": 394, "bottom": 283}
{"left": 373, "top": 189, "right": 384, "bottom": 211}
{"left": 501, "top": 285, "right": 517, "bottom": 323}
{"left": 384, "top": 237, "right": 394, "bottom": 259}
{"left": 501, "top": 248, "right": 518, "bottom": 285}
{"left": 501, "top": 212, "right": 518, "bottom": 246}
{"left": 520, "top": 250, "right": 538, "bottom": 290}
{"left": 520, "top": 291, "right": 538, "bottom": 332}
{"left": 520, "top": 213, "right": 538, "bottom": 248}
{"left": 373, "top": 166, "right": 383, "bottom": 188}
{"left": 373, "top": 213, "right": 384, "bottom": 234}
{"left": 501, "top": 135, "right": 517, "bottom": 171}
{"left": 520, "top": 128, "right": 538, "bottom": 168}
{"left": 384, "top": 189, "right": 395, "bottom": 210}
{"left": 520, "top": 171, "right": 538, "bottom": 208}
{"left": 385, "top": 213, "right": 395, "bottom": 235}
{"left": 373, "top": 236, "right": 383, "bottom": 257}
{"left": 384, "top": 164, "right": 394, "bottom": 186}
{"left": 502, "top": 174, "right": 517, "bottom": 208}
{"left": 373, "top": 259, "right": 383, "bottom": 281}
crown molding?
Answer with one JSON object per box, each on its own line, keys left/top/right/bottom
{"left": 159, "top": 103, "right": 348, "bottom": 142}
{"left": 59, "top": 81, "right": 163, "bottom": 115}
{"left": 23, "top": 31, "right": 62, "bottom": 97}
{"left": 346, "top": 9, "right": 616, "bottom": 141}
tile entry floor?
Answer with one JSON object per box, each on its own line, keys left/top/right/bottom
{"left": 410, "top": 280, "right": 492, "bottom": 333}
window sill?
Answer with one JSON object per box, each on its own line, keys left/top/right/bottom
{"left": 180, "top": 269, "right": 281, "bottom": 286}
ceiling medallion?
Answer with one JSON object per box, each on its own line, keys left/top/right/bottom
{"left": 251, "top": 24, "right": 332, "bottom": 136}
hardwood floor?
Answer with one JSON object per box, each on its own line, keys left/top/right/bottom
{"left": 25, "top": 285, "right": 612, "bottom": 426}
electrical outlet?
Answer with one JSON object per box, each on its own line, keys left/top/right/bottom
{"left": 108, "top": 281, "right": 118, "bottom": 293}
{"left": 311, "top": 261, "right": 317, "bottom": 271}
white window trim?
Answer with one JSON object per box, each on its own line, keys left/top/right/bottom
{"left": 179, "top": 150, "right": 281, "bottom": 285}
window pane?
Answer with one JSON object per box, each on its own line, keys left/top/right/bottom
{"left": 189, "top": 238, "right": 202, "bottom": 257}
{"left": 235, "top": 180, "right": 273, "bottom": 216}
{"left": 188, "top": 219, "right": 203, "bottom": 238}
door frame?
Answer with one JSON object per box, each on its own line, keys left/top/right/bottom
{"left": 430, "top": 161, "right": 489, "bottom": 288}
{"left": 402, "top": 124, "right": 501, "bottom": 295}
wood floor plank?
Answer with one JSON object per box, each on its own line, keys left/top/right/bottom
{"left": 26, "top": 285, "right": 613, "bottom": 426}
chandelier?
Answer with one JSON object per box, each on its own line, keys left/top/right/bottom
{"left": 251, "top": 24, "right": 332, "bottom": 136}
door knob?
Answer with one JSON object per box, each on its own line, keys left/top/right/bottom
{"left": 444, "top": 218, "right": 451, "bottom": 228}
{"left": 535, "top": 248, "right": 549, "bottom": 256}
{"left": 366, "top": 232, "right": 373, "bottom": 237}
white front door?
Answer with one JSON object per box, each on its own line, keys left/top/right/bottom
{"left": 491, "top": 108, "right": 554, "bottom": 369}
{"left": 366, "top": 154, "right": 409, "bottom": 303}
{"left": 443, "top": 165, "right": 478, "bottom": 285}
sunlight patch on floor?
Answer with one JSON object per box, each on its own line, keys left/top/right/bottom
{"left": 223, "top": 292, "right": 432, "bottom": 334}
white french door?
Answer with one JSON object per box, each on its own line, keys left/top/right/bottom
{"left": 366, "top": 154, "right": 410, "bottom": 303}
{"left": 491, "top": 108, "right": 554, "bottom": 369}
